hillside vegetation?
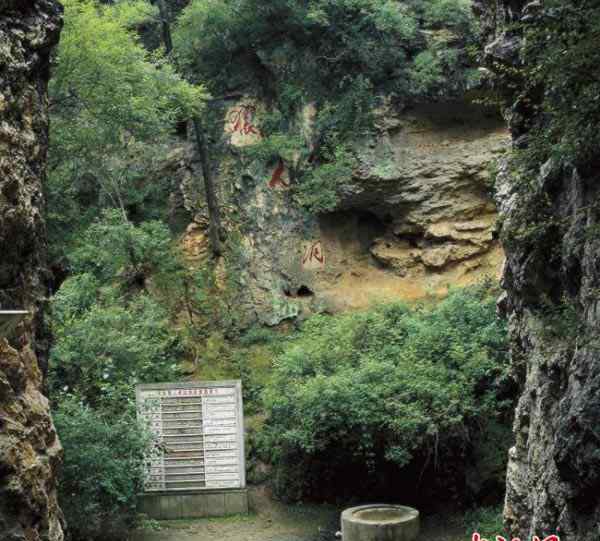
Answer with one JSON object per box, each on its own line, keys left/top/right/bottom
{"left": 44, "top": 1, "right": 514, "bottom": 540}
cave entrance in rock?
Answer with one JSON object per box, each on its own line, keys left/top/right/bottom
{"left": 284, "top": 285, "right": 314, "bottom": 298}
{"left": 297, "top": 285, "right": 314, "bottom": 297}
{"left": 356, "top": 211, "right": 387, "bottom": 251}
{"left": 319, "top": 210, "right": 386, "bottom": 260}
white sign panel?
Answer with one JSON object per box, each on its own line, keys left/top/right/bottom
{"left": 136, "top": 381, "right": 246, "bottom": 493}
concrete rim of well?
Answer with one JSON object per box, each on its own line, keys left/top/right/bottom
{"left": 342, "top": 504, "right": 420, "bottom": 526}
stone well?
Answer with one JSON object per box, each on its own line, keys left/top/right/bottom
{"left": 341, "top": 504, "right": 420, "bottom": 541}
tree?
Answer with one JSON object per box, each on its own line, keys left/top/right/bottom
{"left": 150, "top": 0, "right": 224, "bottom": 256}
{"left": 53, "top": 398, "right": 151, "bottom": 541}
{"left": 48, "top": 0, "right": 205, "bottom": 261}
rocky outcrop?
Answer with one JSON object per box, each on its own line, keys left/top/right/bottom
{"left": 176, "top": 99, "right": 507, "bottom": 324}
{"left": 0, "top": 2, "right": 64, "bottom": 540}
{"left": 477, "top": 1, "right": 600, "bottom": 540}
{"left": 0, "top": 342, "right": 64, "bottom": 541}
{"left": 317, "top": 101, "right": 507, "bottom": 310}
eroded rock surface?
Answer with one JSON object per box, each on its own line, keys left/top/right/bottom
{"left": 477, "top": 1, "right": 600, "bottom": 539}
{"left": 0, "top": 2, "right": 64, "bottom": 540}
{"left": 316, "top": 102, "right": 507, "bottom": 310}
{"left": 174, "top": 100, "right": 508, "bottom": 324}
{"left": 0, "top": 342, "right": 64, "bottom": 541}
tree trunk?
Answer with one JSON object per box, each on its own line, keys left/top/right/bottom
{"left": 156, "top": 0, "right": 174, "bottom": 54}
{"left": 193, "top": 117, "right": 223, "bottom": 257}
{"left": 155, "top": 5, "right": 223, "bottom": 256}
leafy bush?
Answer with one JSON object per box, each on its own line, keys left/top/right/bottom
{"left": 259, "top": 285, "right": 512, "bottom": 503}
{"left": 49, "top": 284, "right": 181, "bottom": 413}
{"left": 238, "top": 326, "right": 280, "bottom": 347}
{"left": 54, "top": 398, "right": 150, "bottom": 541}
{"left": 174, "top": 0, "right": 475, "bottom": 104}
{"left": 516, "top": 1, "right": 600, "bottom": 170}
{"left": 69, "top": 210, "right": 177, "bottom": 283}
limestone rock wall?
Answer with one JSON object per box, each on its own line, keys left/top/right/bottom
{"left": 0, "top": 2, "right": 64, "bottom": 540}
{"left": 477, "top": 1, "right": 600, "bottom": 540}
{"left": 176, "top": 99, "right": 507, "bottom": 325}
{"left": 0, "top": 342, "right": 64, "bottom": 541}
{"left": 313, "top": 102, "right": 507, "bottom": 311}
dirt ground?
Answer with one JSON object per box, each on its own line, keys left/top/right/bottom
{"left": 133, "top": 488, "right": 467, "bottom": 541}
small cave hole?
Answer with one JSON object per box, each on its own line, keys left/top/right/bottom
{"left": 407, "top": 235, "right": 421, "bottom": 248}
{"left": 297, "top": 285, "right": 314, "bottom": 297}
{"left": 284, "top": 285, "right": 314, "bottom": 298}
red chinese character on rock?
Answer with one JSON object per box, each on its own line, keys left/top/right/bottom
{"left": 302, "top": 241, "right": 325, "bottom": 268}
{"left": 227, "top": 105, "right": 260, "bottom": 136}
{"left": 268, "top": 159, "right": 290, "bottom": 189}
{"left": 473, "top": 533, "right": 559, "bottom": 541}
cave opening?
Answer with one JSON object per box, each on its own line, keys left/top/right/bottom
{"left": 356, "top": 211, "right": 387, "bottom": 251}
{"left": 297, "top": 285, "right": 314, "bottom": 297}
{"left": 318, "top": 210, "right": 387, "bottom": 259}
{"left": 284, "top": 285, "right": 314, "bottom": 298}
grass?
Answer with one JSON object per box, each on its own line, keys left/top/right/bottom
{"left": 136, "top": 501, "right": 507, "bottom": 541}
{"left": 464, "top": 506, "right": 507, "bottom": 539}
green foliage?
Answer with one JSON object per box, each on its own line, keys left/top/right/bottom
{"left": 500, "top": 2, "right": 600, "bottom": 249}
{"left": 259, "top": 285, "right": 511, "bottom": 501}
{"left": 409, "top": 51, "right": 446, "bottom": 96}
{"left": 174, "top": 0, "right": 476, "bottom": 103}
{"left": 54, "top": 398, "right": 150, "bottom": 541}
{"left": 49, "top": 285, "right": 181, "bottom": 413}
{"left": 465, "top": 419, "right": 513, "bottom": 500}
{"left": 69, "top": 210, "right": 177, "bottom": 283}
{"left": 238, "top": 325, "right": 281, "bottom": 347}
{"left": 464, "top": 505, "right": 507, "bottom": 539}
{"left": 173, "top": 0, "right": 477, "bottom": 211}
{"left": 420, "top": 0, "right": 475, "bottom": 32}
{"left": 50, "top": 213, "right": 184, "bottom": 414}
{"left": 517, "top": 1, "right": 600, "bottom": 170}
{"left": 293, "top": 145, "right": 354, "bottom": 213}
{"left": 48, "top": 0, "right": 205, "bottom": 262}
{"left": 52, "top": 0, "right": 201, "bottom": 143}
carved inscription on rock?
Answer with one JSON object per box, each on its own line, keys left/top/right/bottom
{"left": 136, "top": 381, "right": 245, "bottom": 492}
{"left": 225, "top": 102, "right": 261, "bottom": 147}
{"left": 268, "top": 159, "right": 290, "bottom": 189}
{"left": 302, "top": 241, "right": 325, "bottom": 270}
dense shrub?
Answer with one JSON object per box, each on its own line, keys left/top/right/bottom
{"left": 174, "top": 0, "right": 476, "bottom": 104}
{"left": 54, "top": 399, "right": 150, "bottom": 541}
{"left": 49, "top": 285, "right": 181, "bottom": 413}
{"left": 259, "top": 285, "right": 513, "bottom": 504}
{"left": 49, "top": 212, "right": 183, "bottom": 413}
{"left": 464, "top": 505, "right": 508, "bottom": 540}
{"left": 516, "top": 1, "right": 600, "bottom": 170}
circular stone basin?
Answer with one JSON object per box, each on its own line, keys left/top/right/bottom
{"left": 342, "top": 504, "right": 420, "bottom": 541}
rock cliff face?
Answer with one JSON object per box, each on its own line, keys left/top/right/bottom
{"left": 476, "top": 1, "right": 600, "bottom": 539}
{"left": 0, "top": 2, "right": 64, "bottom": 541}
{"left": 175, "top": 100, "right": 508, "bottom": 325}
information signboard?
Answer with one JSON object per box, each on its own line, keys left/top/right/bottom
{"left": 136, "top": 381, "right": 245, "bottom": 493}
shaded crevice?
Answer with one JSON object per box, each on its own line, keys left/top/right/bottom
{"left": 284, "top": 285, "right": 314, "bottom": 298}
